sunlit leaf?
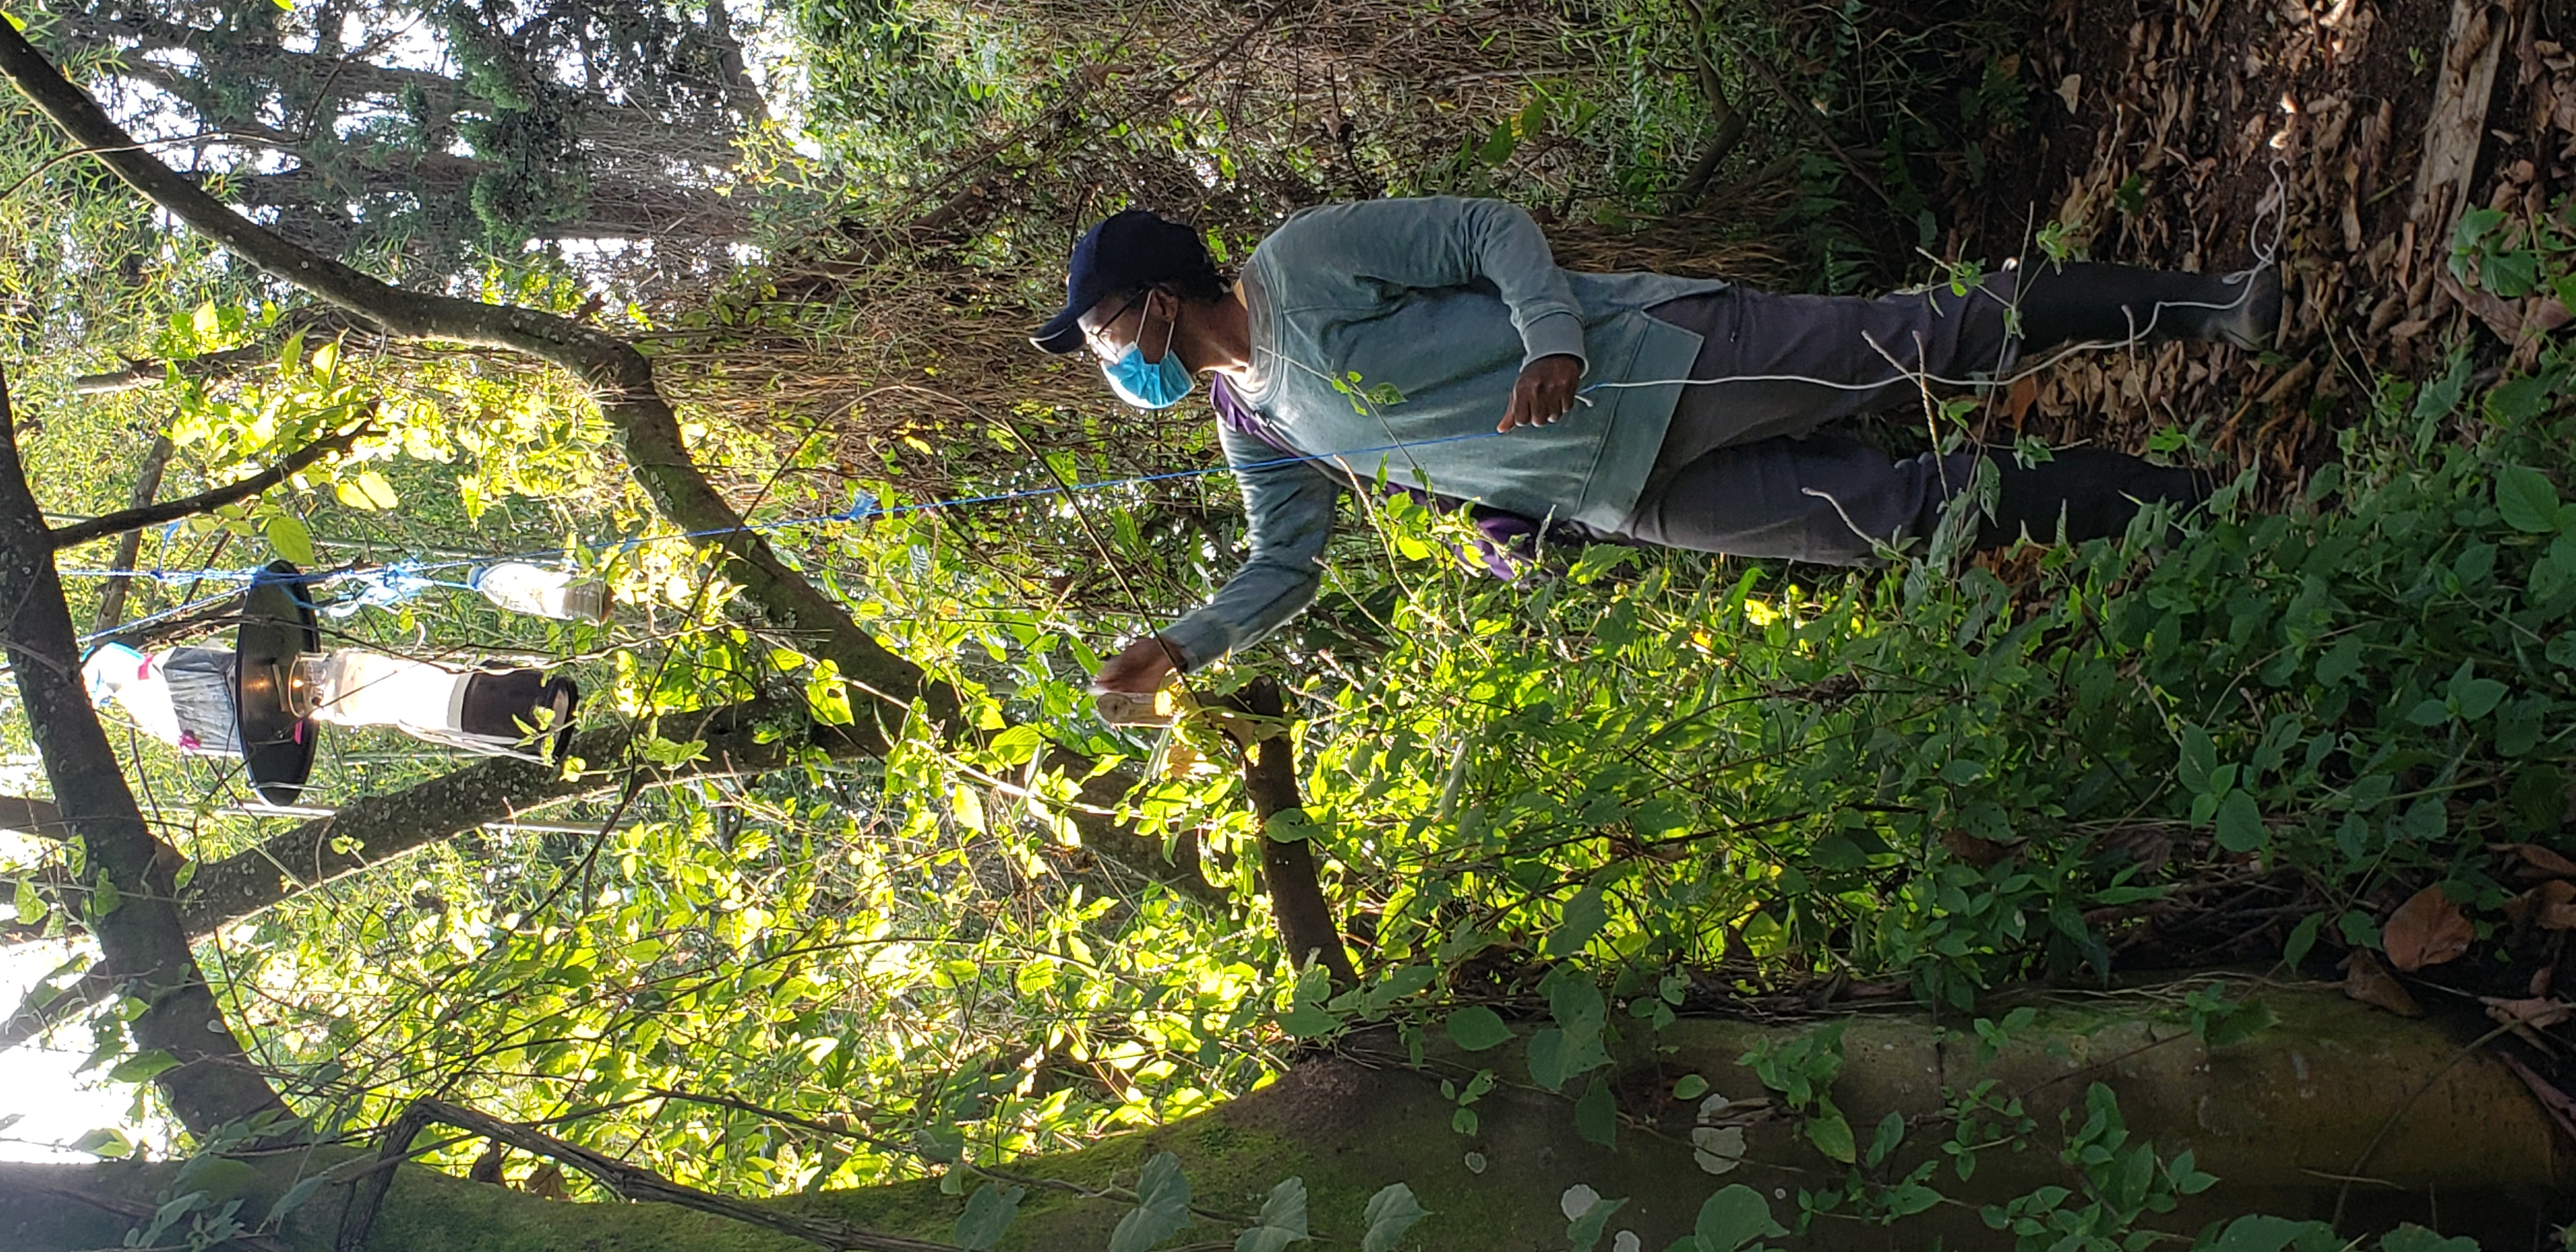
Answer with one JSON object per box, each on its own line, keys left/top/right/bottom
{"left": 335, "top": 470, "right": 399, "bottom": 510}
{"left": 264, "top": 514, "right": 317, "bottom": 565}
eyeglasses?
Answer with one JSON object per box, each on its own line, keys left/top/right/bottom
{"left": 1080, "top": 290, "right": 1151, "bottom": 360}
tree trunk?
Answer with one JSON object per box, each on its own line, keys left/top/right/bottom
{"left": 0, "top": 989, "right": 2559, "bottom": 1251}
{"left": 0, "top": 370, "right": 291, "bottom": 1136}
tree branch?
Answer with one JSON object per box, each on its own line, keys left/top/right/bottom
{"left": 89, "top": 434, "right": 172, "bottom": 630}
{"left": 172, "top": 698, "right": 816, "bottom": 936}
{"left": 0, "top": 793, "right": 67, "bottom": 837}
{"left": 339, "top": 1100, "right": 964, "bottom": 1252}
{"left": 1228, "top": 680, "right": 1359, "bottom": 991}
{"left": 49, "top": 422, "right": 365, "bottom": 549}
{"left": 0, "top": 363, "right": 293, "bottom": 1134}
{"left": 0, "top": 960, "right": 108, "bottom": 1052}
{"left": 73, "top": 306, "right": 379, "bottom": 395}
{"left": 150, "top": 706, "right": 1218, "bottom": 939}
{"left": 1664, "top": 0, "right": 1749, "bottom": 215}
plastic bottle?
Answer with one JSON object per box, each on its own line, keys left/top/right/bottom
{"left": 473, "top": 562, "right": 612, "bottom": 622}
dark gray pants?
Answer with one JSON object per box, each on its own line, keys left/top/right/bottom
{"left": 1619, "top": 275, "right": 2020, "bottom": 564}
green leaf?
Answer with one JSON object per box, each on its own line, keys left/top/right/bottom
{"left": 950, "top": 786, "right": 987, "bottom": 835}
{"left": 2315, "top": 638, "right": 2364, "bottom": 687}
{"left": 1107, "top": 1153, "right": 1191, "bottom": 1252}
{"left": 1445, "top": 1007, "right": 1512, "bottom": 1051}
{"left": 2497, "top": 466, "right": 2561, "bottom": 533}
{"left": 190, "top": 302, "right": 222, "bottom": 344}
{"left": 1360, "top": 1183, "right": 1429, "bottom": 1252}
{"left": 1544, "top": 885, "right": 1608, "bottom": 958}
{"left": 87, "top": 873, "right": 119, "bottom": 919}
{"left": 1278, "top": 1000, "right": 1338, "bottom": 1039}
{"left": 1805, "top": 1106, "right": 1856, "bottom": 1163}
{"left": 804, "top": 660, "right": 854, "bottom": 726}
{"left": 2379, "top": 1225, "right": 2479, "bottom": 1252}
{"left": 2483, "top": 249, "right": 2541, "bottom": 298}
{"left": 2405, "top": 698, "right": 2452, "bottom": 726}
{"left": 2211, "top": 1214, "right": 2326, "bottom": 1252}
{"left": 1263, "top": 809, "right": 1319, "bottom": 843}
{"left": 2448, "top": 661, "right": 2508, "bottom": 719}
{"left": 264, "top": 514, "right": 317, "bottom": 565}
{"left": 2203, "top": 997, "right": 2278, "bottom": 1048}
{"left": 1574, "top": 1076, "right": 1617, "bottom": 1147}
{"left": 264, "top": 1172, "right": 332, "bottom": 1225}
{"left": 2485, "top": 373, "right": 2552, "bottom": 424}
{"left": 1673, "top": 1074, "right": 1710, "bottom": 1101}
{"left": 107, "top": 1049, "right": 179, "bottom": 1083}
{"left": 2214, "top": 791, "right": 2267, "bottom": 853}
{"left": 2178, "top": 725, "right": 2215, "bottom": 793}
{"left": 2283, "top": 912, "right": 2324, "bottom": 970}
{"left": 334, "top": 470, "right": 399, "bottom": 510}
{"left": 639, "top": 737, "right": 707, "bottom": 768}
{"left": 1526, "top": 1027, "right": 1570, "bottom": 1091}
{"left": 2454, "top": 206, "right": 2507, "bottom": 251}
{"left": 69, "top": 1127, "right": 134, "bottom": 1159}
{"left": 953, "top": 1182, "right": 1024, "bottom": 1251}
{"left": 12, "top": 876, "right": 40, "bottom": 925}
{"left": 1691, "top": 1184, "right": 1785, "bottom": 1252}
{"left": 1565, "top": 1192, "right": 1626, "bottom": 1252}
{"left": 1864, "top": 1109, "right": 1905, "bottom": 1166}
{"left": 1232, "top": 1177, "right": 1310, "bottom": 1252}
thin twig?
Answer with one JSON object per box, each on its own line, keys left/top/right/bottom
{"left": 49, "top": 421, "right": 371, "bottom": 549}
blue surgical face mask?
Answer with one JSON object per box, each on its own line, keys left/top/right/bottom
{"left": 1100, "top": 302, "right": 1195, "bottom": 409}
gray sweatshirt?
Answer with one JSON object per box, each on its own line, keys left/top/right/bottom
{"left": 1162, "top": 196, "right": 1727, "bottom": 668}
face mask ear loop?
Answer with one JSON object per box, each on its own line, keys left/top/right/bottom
{"left": 1156, "top": 291, "right": 1180, "bottom": 368}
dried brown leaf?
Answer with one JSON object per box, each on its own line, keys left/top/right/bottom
{"left": 1942, "top": 830, "right": 2016, "bottom": 867}
{"left": 2343, "top": 949, "right": 2425, "bottom": 1017}
{"left": 2483, "top": 996, "right": 2575, "bottom": 1031}
{"left": 2085, "top": 824, "right": 2174, "bottom": 871}
{"left": 2501, "top": 841, "right": 2576, "bottom": 878}
{"left": 2004, "top": 373, "right": 2039, "bottom": 425}
{"left": 2438, "top": 270, "right": 2525, "bottom": 339}
{"left": 2534, "top": 879, "right": 2576, "bottom": 930}
{"left": 523, "top": 1162, "right": 570, "bottom": 1200}
{"left": 2384, "top": 883, "right": 2474, "bottom": 971}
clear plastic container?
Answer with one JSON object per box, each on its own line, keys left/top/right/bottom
{"left": 473, "top": 561, "right": 612, "bottom": 622}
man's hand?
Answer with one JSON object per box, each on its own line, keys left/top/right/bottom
{"left": 1093, "top": 634, "right": 1181, "bottom": 694}
{"left": 1498, "top": 354, "right": 1584, "bottom": 432}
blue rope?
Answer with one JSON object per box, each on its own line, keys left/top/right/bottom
{"left": 59, "top": 428, "right": 1510, "bottom": 597}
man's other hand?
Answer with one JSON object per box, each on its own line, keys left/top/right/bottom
{"left": 1094, "top": 634, "right": 1181, "bottom": 694}
{"left": 1498, "top": 355, "right": 1584, "bottom": 432}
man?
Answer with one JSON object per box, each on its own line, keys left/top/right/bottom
{"left": 1030, "top": 197, "right": 2276, "bottom": 695}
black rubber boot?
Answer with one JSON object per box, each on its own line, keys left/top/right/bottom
{"left": 1972, "top": 448, "right": 2212, "bottom": 551}
{"left": 2014, "top": 261, "right": 2280, "bottom": 351}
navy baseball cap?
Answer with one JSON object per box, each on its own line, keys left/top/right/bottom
{"left": 1030, "top": 210, "right": 1210, "bottom": 355}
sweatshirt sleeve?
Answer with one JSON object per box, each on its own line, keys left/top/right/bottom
{"left": 1257, "top": 196, "right": 1587, "bottom": 370}
{"left": 1158, "top": 423, "right": 1346, "bottom": 669}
